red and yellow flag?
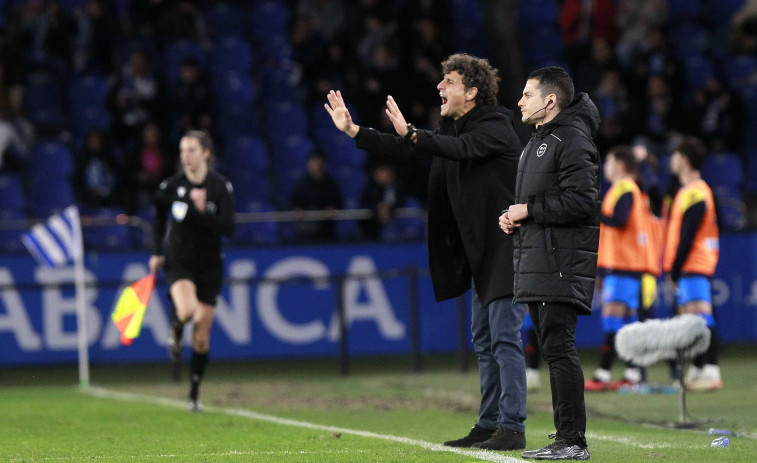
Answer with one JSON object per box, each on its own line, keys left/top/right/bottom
{"left": 111, "top": 274, "right": 156, "bottom": 345}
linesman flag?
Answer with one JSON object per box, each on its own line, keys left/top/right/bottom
{"left": 111, "top": 275, "right": 156, "bottom": 345}
{"left": 21, "top": 205, "right": 83, "bottom": 267}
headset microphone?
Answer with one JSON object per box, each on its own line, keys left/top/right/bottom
{"left": 524, "top": 103, "right": 550, "bottom": 124}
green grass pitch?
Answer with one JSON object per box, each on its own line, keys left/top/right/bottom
{"left": 2, "top": 346, "right": 756, "bottom": 462}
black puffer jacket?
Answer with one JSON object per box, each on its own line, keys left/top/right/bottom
{"left": 512, "top": 93, "right": 601, "bottom": 314}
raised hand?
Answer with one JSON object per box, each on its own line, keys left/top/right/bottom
{"left": 324, "top": 90, "right": 359, "bottom": 138}
{"left": 385, "top": 95, "right": 409, "bottom": 136}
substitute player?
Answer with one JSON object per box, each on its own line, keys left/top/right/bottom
{"left": 148, "top": 130, "right": 235, "bottom": 411}
{"left": 586, "top": 146, "right": 651, "bottom": 391}
{"left": 664, "top": 136, "right": 721, "bottom": 391}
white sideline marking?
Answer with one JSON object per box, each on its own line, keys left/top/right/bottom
{"left": 86, "top": 387, "right": 528, "bottom": 463}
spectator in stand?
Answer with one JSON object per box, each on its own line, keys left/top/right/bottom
{"left": 615, "top": 0, "right": 669, "bottom": 69}
{"left": 73, "top": 128, "right": 121, "bottom": 207}
{"left": 356, "top": 42, "right": 402, "bottom": 129}
{"left": 0, "top": 108, "right": 34, "bottom": 173}
{"left": 630, "top": 74, "right": 686, "bottom": 156}
{"left": 559, "top": 0, "right": 618, "bottom": 82}
{"left": 168, "top": 57, "right": 213, "bottom": 145}
{"left": 123, "top": 121, "right": 169, "bottom": 214}
{"left": 639, "top": 27, "right": 685, "bottom": 103}
{"left": 111, "top": 49, "right": 165, "bottom": 148}
{"left": 575, "top": 36, "right": 619, "bottom": 94}
{"left": 689, "top": 73, "right": 745, "bottom": 154}
{"left": 295, "top": 0, "right": 347, "bottom": 42}
{"left": 290, "top": 152, "right": 344, "bottom": 243}
{"left": 359, "top": 163, "right": 405, "bottom": 240}
{"left": 6, "top": 0, "right": 71, "bottom": 76}
{"left": 71, "top": 0, "right": 116, "bottom": 76}
{"left": 730, "top": 0, "right": 757, "bottom": 54}
{"left": 593, "top": 68, "right": 632, "bottom": 154}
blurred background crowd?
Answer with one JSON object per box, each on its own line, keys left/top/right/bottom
{"left": 1, "top": 0, "right": 757, "bottom": 250}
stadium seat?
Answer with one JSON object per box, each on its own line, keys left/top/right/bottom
{"left": 0, "top": 172, "right": 25, "bottom": 214}
{"left": 702, "top": 152, "right": 744, "bottom": 191}
{"left": 213, "top": 71, "right": 257, "bottom": 107}
{"left": 28, "top": 141, "right": 74, "bottom": 181}
{"left": 666, "top": 0, "right": 703, "bottom": 25}
{"left": 248, "top": 0, "right": 290, "bottom": 47}
{"left": 162, "top": 40, "right": 207, "bottom": 86}
{"left": 0, "top": 209, "right": 26, "bottom": 253}
{"left": 81, "top": 206, "right": 132, "bottom": 249}
{"left": 204, "top": 2, "right": 245, "bottom": 40}
{"left": 27, "top": 177, "right": 76, "bottom": 218}
{"left": 226, "top": 169, "right": 273, "bottom": 208}
{"left": 270, "top": 134, "right": 314, "bottom": 170}
{"left": 222, "top": 136, "right": 269, "bottom": 171}
{"left": 518, "top": 0, "right": 560, "bottom": 27}
{"left": 382, "top": 197, "right": 427, "bottom": 242}
{"left": 704, "top": 0, "right": 745, "bottom": 29}
{"left": 336, "top": 197, "right": 362, "bottom": 242}
{"left": 69, "top": 74, "right": 111, "bottom": 118}
{"left": 23, "top": 72, "right": 64, "bottom": 128}
{"left": 682, "top": 55, "right": 715, "bottom": 98}
{"left": 725, "top": 55, "right": 757, "bottom": 90}
{"left": 668, "top": 24, "right": 710, "bottom": 59}
{"left": 211, "top": 36, "right": 254, "bottom": 74}
{"left": 320, "top": 134, "right": 366, "bottom": 169}
{"left": 265, "top": 100, "right": 309, "bottom": 140}
{"left": 233, "top": 200, "right": 279, "bottom": 245}
{"left": 331, "top": 164, "right": 365, "bottom": 203}
{"left": 216, "top": 104, "right": 260, "bottom": 141}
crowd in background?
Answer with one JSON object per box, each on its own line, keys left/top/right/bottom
{"left": 1, "top": 0, "right": 757, "bottom": 248}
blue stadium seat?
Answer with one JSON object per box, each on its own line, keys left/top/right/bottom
{"left": 668, "top": 24, "right": 710, "bottom": 58}
{"left": 28, "top": 141, "right": 74, "bottom": 181}
{"left": 213, "top": 71, "right": 257, "bottom": 107}
{"left": 666, "top": 0, "right": 703, "bottom": 24}
{"left": 704, "top": 0, "right": 745, "bottom": 28}
{"left": 248, "top": 1, "right": 290, "bottom": 46}
{"left": 23, "top": 72, "right": 64, "bottom": 128}
{"left": 227, "top": 170, "right": 273, "bottom": 209}
{"left": 320, "top": 134, "right": 366, "bottom": 169}
{"left": 336, "top": 197, "right": 362, "bottom": 242}
{"left": 162, "top": 40, "right": 207, "bottom": 86}
{"left": 272, "top": 164, "right": 307, "bottom": 207}
{"left": 331, "top": 164, "right": 365, "bottom": 203}
{"left": 0, "top": 172, "right": 25, "bottom": 213}
{"left": 81, "top": 206, "right": 132, "bottom": 249}
{"left": 714, "top": 188, "right": 747, "bottom": 232}
{"left": 204, "top": 2, "right": 245, "bottom": 40}
{"left": 216, "top": 104, "right": 260, "bottom": 141}
{"left": 28, "top": 178, "right": 75, "bottom": 218}
{"left": 260, "top": 62, "right": 299, "bottom": 102}
{"left": 0, "top": 209, "right": 26, "bottom": 253}
{"left": 382, "top": 196, "right": 426, "bottom": 242}
{"left": 211, "top": 36, "right": 254, "bottom": 74}
{"left": 702, "top": 152, "right": 744, "bottom": 191}
{"left": 522, "top": 27, "right": 564, "bottom": 71}
{"left": 233, "top": 200, "right": 279, "bottom": 245}
{"left": 69, "top": 74, "right": 110, "bottom": 117}
{"left": 222, "top": 136, "right": 269, "bottom": 171}
{"left": 725, "top": 55, "right": 757, "bottom": 90}
{"left": 270, "top": 134, "right": 313, "bottom": 169}
{"left": 265, "top": 100, "right": 309, "bottom": 140}
{"left": 518, "top": 0, "right": 560, "bottom": 27}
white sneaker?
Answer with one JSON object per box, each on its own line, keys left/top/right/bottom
{"left": 526, "top": 368, "right": 541, "bottom": 391}
{"left": 688, "top": 364, "right": 722, "bottom": 392}
{"left": 684, "top": 366, "right": 702, "bottom": 385}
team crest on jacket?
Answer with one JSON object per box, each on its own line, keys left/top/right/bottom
{"left": 537, "top": 144, "right": 548, "bottom": 157}
{"left": 172, "top": 201, "right": 188, "bottom": 222}
{"left": 177, "top": 186, "right": 186, "bottom": 198}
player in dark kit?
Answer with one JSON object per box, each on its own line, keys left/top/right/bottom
{"left": 148, "top": 130, "right": 234, "bottom": 412}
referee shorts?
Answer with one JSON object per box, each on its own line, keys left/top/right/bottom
{"left": 165, "top": 256, "right": 223, "bottom": 306}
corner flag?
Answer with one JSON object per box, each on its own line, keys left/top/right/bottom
{"left": 111, "top": 274, "right": 156, "bottom": 345}
{"left": 21, "top": 205, "right": 83, "bottom": 267}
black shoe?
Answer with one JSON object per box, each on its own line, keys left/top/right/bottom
{"left": 522, "top": 434, "right": 590, "bottom": 460}
{"left": 443, "top": 423, "right": 495, "bottom": 448}
{"left": 471, "top": 424, "right": 526, "bottom": 451}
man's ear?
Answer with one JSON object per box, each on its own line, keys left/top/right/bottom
{"left": 466, "top": 87, "right": 478, "bottom": 101}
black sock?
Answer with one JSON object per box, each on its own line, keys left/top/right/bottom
{"left": 189, "top": 350, "right": 208, "bottom": 401}
{"left": 693, "top": 353, "right": 705, "bottom": 368}
{"left": 172, "top": 319, "right": 184, "bottom": 341}
{"left": 599, "top": 332, "right": 617, "bottom": 371}
{"left": 706, "top": 327, "right": 719, "bottom": 365}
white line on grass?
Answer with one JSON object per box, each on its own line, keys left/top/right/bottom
{"left": 86, "top": 387, "right": 528, "bottom": 463}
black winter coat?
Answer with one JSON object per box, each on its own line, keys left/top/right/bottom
{"left": 354, "top": 105, "right": 521, "bottom": 306}
{"left": 512, "top": 93, "right": 601, "bottom": 314}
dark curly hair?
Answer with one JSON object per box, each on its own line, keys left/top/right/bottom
{"left": 441, "top": 53, "right": 500, "bottom": 106}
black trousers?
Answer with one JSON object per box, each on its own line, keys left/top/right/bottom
{"left": 529, "top": 302, "right": 587, "bottom": 443}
